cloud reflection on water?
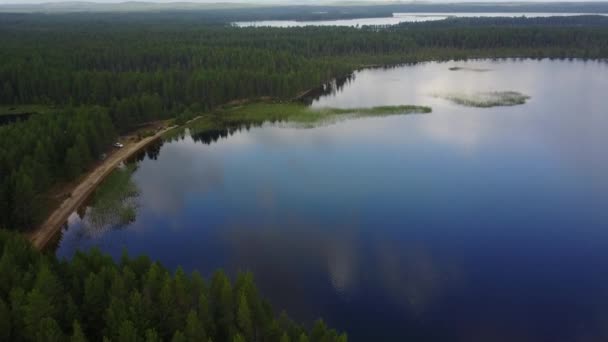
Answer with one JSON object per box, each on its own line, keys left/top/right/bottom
{"left": 56, "top": 59, "right": 608, "bottom": 341}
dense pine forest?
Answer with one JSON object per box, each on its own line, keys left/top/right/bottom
{"left": 0, "top": 230, "right": 346, "bottom": 341}
{"left": 1, "top": 14, "right": 608, "bottom": 232}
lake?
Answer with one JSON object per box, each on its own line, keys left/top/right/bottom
{"left": 56, "top": 59, "right": 608, "bottom": 341}
{"left": 233, "top": 13, "right": 606, "bottom": 27}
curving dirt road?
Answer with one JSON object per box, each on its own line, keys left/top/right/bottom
{"left": 29, "top": 125, "right": 177, "bottom": 250}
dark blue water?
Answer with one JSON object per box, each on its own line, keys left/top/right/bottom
{"left": 57, "top": 59, "right": 608, "bottom": 341}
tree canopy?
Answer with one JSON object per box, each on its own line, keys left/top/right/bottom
{"left": 0, "top": 230, "right": 347, "bottom": 342}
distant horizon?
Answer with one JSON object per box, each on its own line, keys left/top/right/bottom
{"left": 3, "top": 0, "right": 608, "bottom": 5}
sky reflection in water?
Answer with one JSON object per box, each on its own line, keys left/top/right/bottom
{"left": 57, "top": 59, "right": 608, "bottom": 342}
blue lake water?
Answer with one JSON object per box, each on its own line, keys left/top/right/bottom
{"left": 56, "top": 59, "right": 608, "bottom": 341}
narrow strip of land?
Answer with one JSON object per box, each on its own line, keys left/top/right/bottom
{"left": 28, "top": 124, "right": 179, "bottom": 250}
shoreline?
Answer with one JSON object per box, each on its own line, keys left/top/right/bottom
{"left": 26, "top": 57, "right": 601, "bottom": 251}
{"left": 28, "top": 121, "right": 187, "bottom": 250}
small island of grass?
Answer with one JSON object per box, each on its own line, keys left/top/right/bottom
{"left": 448, "top": 66, "right": 492, "bottom": 72}
{"left": 434, "top": 91, "right": 530, "bottom": 108}
{"left": 219, "top": 102, "right": 432, "bottom": 127}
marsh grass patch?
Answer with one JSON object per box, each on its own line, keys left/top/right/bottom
{"left": 433, "top": 91, "right": 530, "bottom": 108}
{"left": 448, "top": 66, "right": 492, "bottom": 72}
{"left": 179, "top": 102, "right": 432, "bottom": 140}
{"left": 227, "top": 103, "right": 430, "bottom": 124}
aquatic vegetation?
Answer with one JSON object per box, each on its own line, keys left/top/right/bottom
{"left": 434, "top": 91, "right": 530, "bottom": 107}
{"left": 181, "top": 102, "right": 431, "bottom": 136}
{"left": 448, "top": 66, "right": 492, "bottom": 72}
{"left": 83, "top": 164, "right": 140, "bottom": 236}
{"left": 177, "top": 102, "right": 431, "bottom": 142}
{"left": 221, "top": 102, "right": 431, "bottom": 126}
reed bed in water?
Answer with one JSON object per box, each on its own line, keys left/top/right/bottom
{"left": 434, "top": 91, "right": 530, "bottom": 107}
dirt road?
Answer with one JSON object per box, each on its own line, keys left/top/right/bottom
{"left": 29, "top": 125, "right": 177, "bottom": 250}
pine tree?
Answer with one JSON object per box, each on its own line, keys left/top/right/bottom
{"left": 118, "top": 320, "right": 138, "bottom": 342}
{"left": 36, "top": 317, "right": 64, "bottom": 342}
{"left": 0, "top": 248, "right": 17, "bottom": 296}
{"left": 280, "top": 332, "right": 292, "bottom": 342}
{"left": 65, "top": 295, "right": 80, "bottom": 328}
{"left": 105, "top": 297, "right": 128, "bottom": 340}
{"left": 2, "top": 82, "right": 13, "bottom": 103}
{"left": 34, "top": 262, "right": 63, "bottom": 316}
{"left": 236, "top": 291, "right": 253, "bottom": 340}
{"left": 9, "top": 287, "right": 27, "bottom": 337}
{"left": 83, "top": 273, "right": 106, "bottom": 335}
{"left": 129, "top": 290, "right": 150, "bottom": 334}
{"left": 171, "top": 330, "right": 186, "bottom": 342}
{"left": 159, "top": 274, "right": 177, "bottom": 337}
{"left": 12, "top": 172, "right": 36, "bottom": 227}
{"left": 0, "top": 297, "right": 11, "bottom": 341}
{"left": 24, "top": 289, "right": 54, "bottom": 340}
{"left": 65, "top": 145, "right": 82, "bottom": 179}
{"left": 232, "top": 333, "right": 245, "bottom": 342}
{"left": 173, "top": 267, "right": 189, "bottom": 322}
{"left": 71, "top": 320, "right": 88, "bottom": 342}
{"left": 197, "top": 291, "right": 214, "bottom": 337}
{"left": 210, "top": 270, "right": 234, "bottom": 341}
{"left": 310, "top": 320, "right": 328, "bottom": 342}
{"left": 144, "top": 329, "right": 161, "bottom": 342}
{"left": 185, "top": 310, "right": 206, "bottom": 342}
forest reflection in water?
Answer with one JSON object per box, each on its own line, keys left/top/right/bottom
{"left": 66, "top": 164, "right": 141, "bottom": 241}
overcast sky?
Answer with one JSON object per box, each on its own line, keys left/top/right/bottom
{"left": 1, "top": 0, "right": 606, "bottom": 4}
{"left": 2, "top": 0, "right": 607, "bottom": 3}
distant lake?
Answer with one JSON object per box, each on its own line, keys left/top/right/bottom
{"left": 233, "top": 12, "right": 606, "bottom": 27}
{"left": 56, "top": 59, "right": 608, "bottom": 341}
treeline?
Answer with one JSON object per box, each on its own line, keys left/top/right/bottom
{"left": 0, "top": 230, "right": 347, "bottom": 342}
{"left": 396, "top": 15, "right": 608, "bottom": 28}
{"left": 2, "top": 2, "right": 608, "bottom": 19}
{"left": 0, "top": 108, "right": 116, "bottom": 229}
{"left": 1, "top": 18, "right": 607, "bottom": 113}
{"left": 1, "top": 17, "right": 608, "bottom": 231}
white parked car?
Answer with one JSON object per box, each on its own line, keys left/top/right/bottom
{"left": 113, "top": 142, "right": 124, "bottom": 148}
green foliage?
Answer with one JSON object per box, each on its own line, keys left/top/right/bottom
{"left": 185, "top": 310, "right": 207, "bottom": 341}
{"left": 0, "top": 107, "right": 117, "bottom": 230}
{"left": 86, "top": 165, "right": 140, "bottom": 233}
{"left": 0, "top": 230, "right": 347, "bottom": 341}
{"left": 117, "top": 320, "right": 138, "bottom": 342}
{"left": 36, "top": 317, "right": 64, "bottom": 342}
{"left": 71, "top": 321, "right": 88, "bottom": 342}
{"left": 0, "top": 297, "right": 11, "bottom": 341}
{"left": 137, "top": 129, "right": 156, "bottom": 140}
{"left": 0, "top": 105, "right": 56, "bottom": 117}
